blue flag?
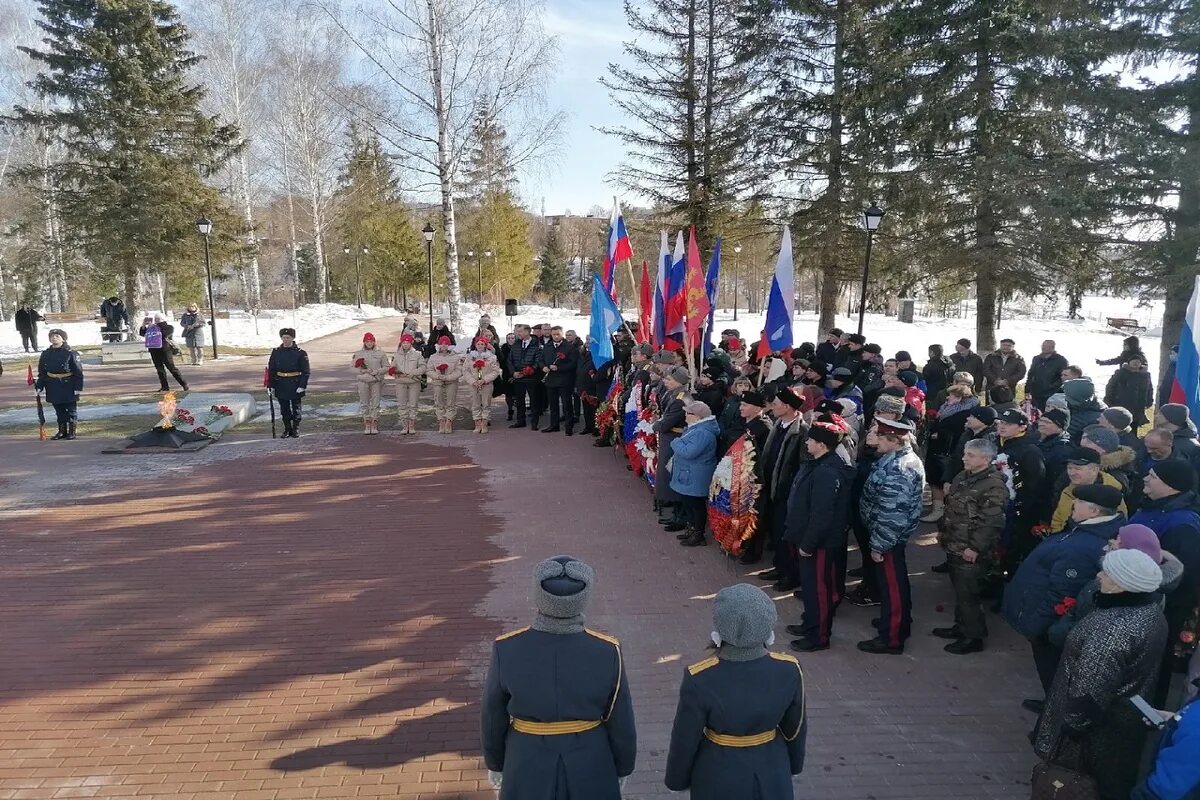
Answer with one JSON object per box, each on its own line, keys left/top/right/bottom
{"left": 589, "top": 273, "right": 624, "bottom": 369}
{"left": 702, "top": 238, "right": 721, "bottom": 357}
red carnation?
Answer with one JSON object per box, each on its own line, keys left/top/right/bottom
{"left": 387, "top": 366, "right": 397, "bottom": 376}
{"left": 354, "top": 358, "right": 366, "bottom": 369}
{"left": 556, "top": 351, "right": 566, "bottom": 361}
{"left": 522, "top": 366, "right": 534, "bottom": 376}
{"left": 473, "top": 359, "right": 486, "bottom": 370}
{"left": 436, "top": 363, "right": 448, "bottom": 373}
{"left": 1053, "top": 596, "right": 1077, "bottom": 617}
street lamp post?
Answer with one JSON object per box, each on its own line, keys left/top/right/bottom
{"left": 196, "top": 216, "right": 218, "bottom": 360}
{"left": 732, "top": 243, "right": 743, "bottom": 321}
{"left": 467, "top": 250, "right": 477, "bottom": 304}
{"left": 857, "top": 203, "right": 886, "bottom": 336}
{"left": 344, "top": 245, "right": 368, "bottom": 309}
{"left": 422, "top": 223, "right": 435, "bottom": 332}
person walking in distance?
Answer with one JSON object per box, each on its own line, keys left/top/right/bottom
{"left": 268, "top": 328, "right": 310, "bottom": 438}
{"left": 179, "top": 304, "right": 207, "bottom": 365}
{"left": 426, "top": 336, "right": 462, "bottom": 434}
{"left": 14, "top": 303, "right": 44, "bottom": 352}
{"left": 466, "top": 337, "right": 502, "bottom": 433}
{"left": 36, "top": 328, "right": 84, "bottom": 440}
{"left": 352, "top": 332, "right": 389, "bottom": 435}
{"left": 857, "top": 418, "right": 926, "bottom": 655}
{"left": 390, "top": 333, "right": 426, "bottom": 435}
{"left": 140, "top": 314, "right": 189, "bottom": 392}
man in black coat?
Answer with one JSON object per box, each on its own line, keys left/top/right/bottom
{"left": 951, "top": 338, "right": 985, "bottom": 393}
{"left": 15, "top": 304, "right": 44, "bottom": 352}
{"left": 506, "top": 324, "right": 543, "bottom": 429}
{"left": 1035, "top": 408, "right": 1075, "bottom": 519}
{"left": 267, "top": 328, "right": 310, "bottom": 438}
{"left": 922, "top": 344, "right": 955, "bottom": 406}
{"left": 423, "top": 317, "right": 455, "bottom": 357}
{"left": 755, "top": 387, "right": 810, "bottom": 592}
{"left": 539, "top": 325, "right": 579, "bottom": 434}
{"left": 783, "top": 422, "right": 854, "bottom": 652}
{"left": 815, "top": 328, "right": 842, "bottom": 370}
{"left": 1026, "top": 339, "right": 1069, "bottom": 412}
{"left": 995, "top": 408, "right": 1048, "bottom": 569}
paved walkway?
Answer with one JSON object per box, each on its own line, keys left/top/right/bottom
{"left": 0, "top": 403, "right": 1040, "bottom": 800}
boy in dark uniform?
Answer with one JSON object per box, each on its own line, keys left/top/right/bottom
{"left": 36, "top": 328, "right": 84, "bottom": 440}
{"left": 268, "top": 328, "right": 310, "bottom": 438}
{"left": 481, "top": 556, "right": 637, "bottom": 799}
{"left": 665, "top": 583, "right": 807, "bottom": 799}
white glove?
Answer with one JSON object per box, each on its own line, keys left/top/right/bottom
{"left": 487, "top": 770, "right": 502, "bottom": 789}
{"left": 295, "top": 388, "right": 305, "bottom": 395}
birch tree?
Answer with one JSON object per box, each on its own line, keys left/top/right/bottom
{"left": 323, "top": 0, "right": 562, "bottom": 331}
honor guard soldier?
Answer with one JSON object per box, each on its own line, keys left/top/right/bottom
{"left": 481, "top": 556, "right": 637, "bottom": 799}
{"left": 268, "top": 328, "right": 310, "bottom": 438}
{"left": 665, "top": 583, "right": 807, "bottom": 799}
{"left": 36, "top": 328, "right": 84, "bottom": 440}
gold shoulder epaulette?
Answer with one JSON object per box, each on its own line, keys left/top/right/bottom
{"left": 585, "top": 628, "right": 620, "bottom": 646}
{"left": 769, "top": 651, "right": 799, "bottom": 665}
{"left": 688, "top": 656, "right": 720, "bottom": 675}
{"left": 495, "top": 626, "right": 529, "bottom": 642}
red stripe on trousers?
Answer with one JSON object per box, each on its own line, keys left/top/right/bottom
{"left": 883, "top": 552, "right": 903, "bottom": 647}
{"left": 815, "top": 549, "right": 828, "bottom": 645}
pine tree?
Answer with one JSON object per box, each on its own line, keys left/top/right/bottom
{"left": 9, "top": 0, "right": 242, "bottom": 319}
{"left": 459, "top": 106, "right": 518, "bottom": 203}
{"left": 537, "top": 223, "right": 569, "bottom": 300}
{"left": 871, "top": 0, "right": 1102, "bottom": 351}
{"left": 602, "top": 0, "right": 757, "bottom": 249}
{"left": 459, "top": 189, "right": 536, "bottom": 302}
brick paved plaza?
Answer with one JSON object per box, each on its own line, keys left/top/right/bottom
{"left": 0, "top": 321, "right": 1040, "bottom": 800}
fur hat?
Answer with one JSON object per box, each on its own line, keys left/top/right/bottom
{"left": 1102, "top": 407, "right": 1134, "bottom": 432}
{"left": 808, "top": 420, "right": 844, "bottom": 449}
{"left": 848, "top": 333, "right": 867, "bottom": 346}
{"left": 740, "top": 390, "right": 766, "bottom": 408}
{"left": 1162, "top": 403, "right": 1194, "bottom": 431}
{"left": 1102, "top": 549, "right": 1162, "bottom": 594}
{"left": 1151, "top": 460, "right": 1197, "bottom": 494}
{"left": 531, "top": 556, "right": 594, "bottom": 622}
{"left": 666, "top": 366, "right": 691, "bottom": 385}
{"left": 874, "top": 394, "right": 907, "bottom": 417}
{"left": 712, "top": 584, "right": 777, "bottom": 657}
{"left": 47, "top": 328, "right": 68, "bottom": 342}
{"left": 776, "top": 386, "right": 806, "bottom": 410}
{"left": 279, "top": 327, "right": 297, "bottom": 338}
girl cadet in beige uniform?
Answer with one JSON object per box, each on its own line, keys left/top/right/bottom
{"left": 353, "top": 332, "right": 391, "bottom": 435}
{"left": 425, "top": 335, "right": 462, "bottom": 434}
{"left": 390, "top": 332, "right": 426, "bottom": 434}
{"left": 465, "top": 336, "right": 503, "bottom": 434}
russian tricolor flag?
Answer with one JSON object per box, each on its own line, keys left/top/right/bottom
{"left": 1171, "top": 275, "right": 1200, "bottom": 421}
{"left": 602, "top": 199, "right": 633, "bottom": 302}
{"left": 757, "top": 227, "right": 795, "bottom": 359}
{"left": 652, "top": 231, "right": 669, "bottom": 347}
{"left": 663, "top": 231, "right": 687, "bottom": 350}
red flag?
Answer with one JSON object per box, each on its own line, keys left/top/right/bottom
{"left": 683, "top": 226, "right": 710, "bottom": 348}
{"left": 637, "top": 260, "right": 652, "bottom": 345}
{"left": 27, "top": 364, "right": 34, "bottom": 386}
{"left": 262, "top": 367, "right": 270, "bottom": 387}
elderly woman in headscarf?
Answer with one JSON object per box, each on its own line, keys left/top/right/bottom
{"left": 481, "top": 556, "right": 636, "bottom": 799}
{"left": 1032, "top": 548, "right": 1168, "bottom": 800}
{"left": 665, "top": 584, "right": 807, "bottom": 799}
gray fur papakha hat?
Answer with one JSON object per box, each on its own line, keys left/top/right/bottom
{"left": 713, "top": 583, "right": 777, "bottom": 648}
{"left": 532, "top": 556, "right": 594, "bottom": 620}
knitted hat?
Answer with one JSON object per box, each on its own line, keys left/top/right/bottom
{"left": 929, "top": 343, "right": 944, "bottom": 356}
{"left": 279, "top": 327, "right": 296, "bottom": 338}
{"left": 437, "top": 335, "right": 452, "bottom": 346}
{"left": 776, "top": 386, "right": 806, "bottom": 410}
{"left": 666, "top": 366, "right": 691, "bottom": 385}
{"left": 1074, "top": 483, "right": 1124, "bottom": 512}
{"left": 1082, "top": 424, "right": 1120, "bottom": 454}
{"left": 1046, "top": 393, "right": 1069, "bottom": 413}
{"left": 1102, "top": 407, "right": 1134, "bottom": 432}
{"left": 1102, "top": 549, "right": 1162, "bottom": 593}
{"left": 47, "top": 328, "right": 68, "bottom": 342}
{"left": 1062, "top": 378, "right": 1096, "bottom": 404}
{"left": 848, "top": 333, "right": 867, "bottom": 345}
{"left": 969, "top": 406, "right": 997, "bottom": 425}
{"left": 864, "top": 343, "right": 882, "bottom": 355}
{"left": 815, "top": 398, "right": 841, "bottom": 415}
{"left": 1116, "top": 524, "right": 1163, "bottom": 565}
{"left": 874, "top": 394, "right": 907, "bottom": 417}
{"left": 1151, "top": 460, "right": 1197, "bottom": 494}
{"left": 712, "top": 584, "right": 777, "bottom": 658}
{"left": 997, "top": 408, "right": 1029, "bottom": 426}
{"left": 808, "top": 421, "right": 844, "bottom": 449}
{"left": 830, "top": 367, "right": 854, "bottom": 381}
{"left": 828, "top": 328, "right": 843, "bottom": 337}
{"left": 805, "top": 362, "right": 828, "bottom": 380}
{"left": 899, "top": 370, "right": 919, "bottom": 387}
{"left": 1041, "top": 408, "right": 1070, "bottom": 431}
{"left": 956, "top": 338, "right": 971, "bottom": 348}
{"left": 531, "top": 556, "right": 594, "bottom": 622}
{"left": 363, "top": 332, "right": 375, "bottom": 343}
{"left": 895, "top": 350, "right": 912, "bottom": 362}
{"left": 1162, "top": 403, "right": 1194, "bottom": 430}
{"left": 740, "top": 390, "right": 766, "bottom": 408}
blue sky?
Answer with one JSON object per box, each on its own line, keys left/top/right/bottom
{"left": 523, "top": 0, "right": 634, "bottom": 216}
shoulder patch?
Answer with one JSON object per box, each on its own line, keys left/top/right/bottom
{"left": 495, "top": 626, "right": 529, "bottom": 642}
{"left": 585, "top": 628, "right": 620, "bottom": 646}
{"left": 688, "top": 656, "right": 720, "bottom": 675}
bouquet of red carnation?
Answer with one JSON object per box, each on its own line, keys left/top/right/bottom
{"left": 194, "top": 426, "right": 210, "bottom": 437}
{"left": 1053, "top": 596, "right": 1077, "bottom": 616}
{"left": 522, "top": 366, "right": 534, "bottom": 376}
{"left": 473, "top": 359, "right": 486, "bottom": 370}
{"left": 1031, "top": 523, "right": 1051, "bottom": 538}
{"left": 556, "top": 351, "right": 566, "bottom": 361}
{"left": 436, "top": 363, "right": 448, "bottom": 373}
{"left": 387, "top": 366, "right": 397, "bottom": 377}
{"left": 354, "top": 358, "right": 366, "bottom": 369}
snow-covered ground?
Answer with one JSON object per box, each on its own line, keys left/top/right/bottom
{"left": 0, "top": 302, "right": 402, "bottom": 357}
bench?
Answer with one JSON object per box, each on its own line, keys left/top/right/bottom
{"left": 101, "top": 341, "right": 151, "bottom": 364}
{"left": 43, "top": 312, "right": 101, "bottom": 324}
{"left": 1106, "top": 317, "right": 1145, "bottom": 333}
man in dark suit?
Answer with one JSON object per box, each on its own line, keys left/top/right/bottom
{"left": 755, "top": 387, "right": 810, "bottom": 592}
{"left": 506, "top": 324, "right": 542, "bottom": 429}
{"left": 540, "top": 325, "right": 579, "bottom": 434}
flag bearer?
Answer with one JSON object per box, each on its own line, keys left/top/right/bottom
{"left": 481, "top": 556, "right": 637, "bottom": 799}
{"left": 268, "top": 328, "right": 310, "bottom": 438}
{"left": 36, "top": 328, "right": 84, "bottom": 440}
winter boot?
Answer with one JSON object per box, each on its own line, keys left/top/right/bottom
{"left": 680, "top": 529, "right": 707, "bottom": 547}
{"left": 481, "top": 420, "right": 489, "bottom": 434}
{"left": 51, "top": 421, "right": 67, "bottom": 440}
{"left": 408, "top": 420, "right": 417, "bottom": 435}
{"left": 363, "top": 418, "right": 372, "bottom": 435}
{"left": 65, "top": 422, "right": 77, "bottom": 440}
